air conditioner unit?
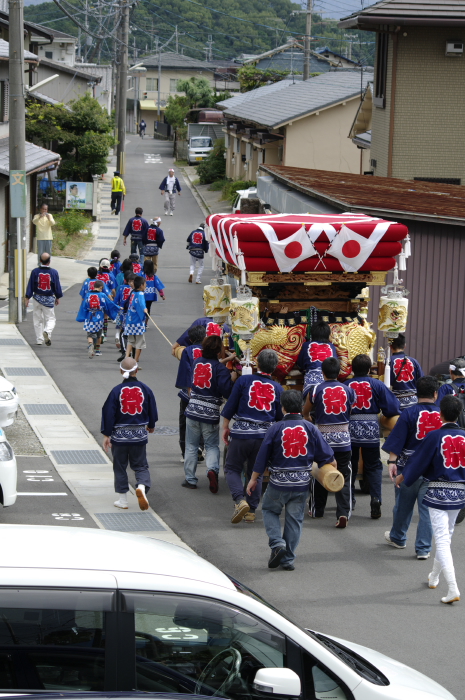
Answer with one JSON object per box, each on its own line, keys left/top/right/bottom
{"left": 446, "top": 40, "right": 463, "bottom": 56}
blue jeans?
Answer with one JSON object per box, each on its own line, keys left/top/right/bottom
{"left": 184, "top": 417, "right": 220, "bottom": 485}
{"left": 390, "top": 477, "right": 432, "bottom": 554}
{"left": 131, "top": 238, "right": 144, "bottom": 264}
{"left": 262, "top": 485, "right": 307, "bottom": 565}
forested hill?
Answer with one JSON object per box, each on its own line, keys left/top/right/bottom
{"left": 24, "top": 0, "right": 374, "bottom": 66}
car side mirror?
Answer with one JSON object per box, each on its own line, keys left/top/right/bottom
{"left": 253, "top": 668, "right": 301, "bottom": 697}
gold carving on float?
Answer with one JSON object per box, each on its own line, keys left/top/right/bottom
{"left": 329, "top": 321, "right": 376, "bottom": 379}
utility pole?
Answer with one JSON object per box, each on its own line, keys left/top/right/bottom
{"left": 303, "top": 0, "right": 312, "bottom": 80}
{"left": 156, "top": 36, "right": 161, "bottom": 122}
{"left": 8, "top": 0, "right": 27, "bottom": 324}
{"left": 175, "top": 25, "right": 178, "bottom": 53}
{"left": 133, "top": 39, "right": 138, "bottom": 134}
{"left": 116, "top": 0, "right": 129, "bottom": 174}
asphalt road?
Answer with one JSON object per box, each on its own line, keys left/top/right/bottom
{"left": 18, "top": 135, "right": 464, "bottom": 698}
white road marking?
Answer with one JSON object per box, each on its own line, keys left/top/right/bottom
{"left": 52, "top": 513, "right": 84, "bottom": 520}
{"left": 24, "top": 469, "right": 53, "bottom": 482}
{"left": 144, "top": 153, "right": 163, "bottom": 163}
{"left": 17, "top": 492, "right": 68, "bottom": 496}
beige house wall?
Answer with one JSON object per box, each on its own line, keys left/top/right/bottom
{"left": 141, "top": 68, "right": 215, "bottom": 106}
{"left": 284, "top": 100, "right": 362, "bottom": 173}
{"left": 371, "top": 27, "right": 465, "bottom": 181}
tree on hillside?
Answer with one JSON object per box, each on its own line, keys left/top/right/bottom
{"left": 26, "top": 94, "right": 115, "bottom": 181}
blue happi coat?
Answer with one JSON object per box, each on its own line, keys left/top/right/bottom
{"left": 344, "top": 375, "right": 400, "bottom": 446}
{"left": 110, "top": 259, "right": 121, "bottom": 276}
{"left": 176, "top": 317, "right": 231, "bottom": 346}
{"left": 114, "top": 283, "right": 133, "bottom": 329}
{"left": 123, "top": 215, "right": 149, "bottom": 241}
{"left": 26, "top": 265, "right": 63, "bottom": 307}
{"left": 143, "top": 274, "right": 165, "bottom": 302}
{"left": 76, "top": 291, "right": 121, "bottom": 332}
{"left": 297, "top": 341, "right": 339, "bottom": 398}
{"left": 142, "top": 224, "right": 165, "bottom": 257}
{"left": 186, "top": 228, "right": 209, "bottom": 259}
{"left": 221, "top": 373, "right": 284, "bottom": 439}
{"left": 79, "top": 278, "right": 111, "bottom": 299}
{"left": 382, "top": 401, "right": 442, "bottom": 471}
{"left": 402, "top": 424, "right": 465, "bottom": 510}
{"left": 176, "top": 344, "right": 203, "bottom": 402}
{"left": 311, "top": 380, "right": 356, "bottom": 452}
{"left": 390, "top": 351, "right": 424, "bottom": 410}
{"left": 97, "top": 270, "right": 117, "bottom": 294}
{"left": 185, "top": 357, "right": 233, "bottom": 424}
{"left": 124, "top": 290, "right": 147, "bottom": 335}
{"left": 253, "top": 414, "right": 334, "bottom": 492}
{"left": 101, "top": 378, "right": 158, "bottom": 444}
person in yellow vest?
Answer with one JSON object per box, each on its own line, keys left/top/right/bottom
{"left": 32, "top": 204, "right": 55, "bottom": 262}
{"left": 111, "top": 171, "right": 126, "bottom": 215}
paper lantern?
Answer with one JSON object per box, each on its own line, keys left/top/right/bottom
{"left": 203, "top": 284, "right": 231, "bottom": 320}
{"left": 378, "top": 296, "right": 408, "bottom": 334}
{"left": 229, "top": 293, "right": 260, "bottom": 335}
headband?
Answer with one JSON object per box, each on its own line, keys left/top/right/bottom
{"left": 450, "top": 364, "right": 465, "bottom": 376}
{"left": 120, "top": 362, "right": 138, "bottom": 379}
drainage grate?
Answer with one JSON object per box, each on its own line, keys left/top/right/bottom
{"left": 96, "top": 512, "right": 167, "bottom": 532}
{"left": 24, "top": 404, "right": 71, "bottom": 415}
{"left": 0, "top": 338, "right": 26, "bottom": 345}
{"left": 4, "top": 367, "right": 46, "bottom": 376}
{"left": 154, "top": 426, "right": 179, "bottom": 435}
{"left": 51, "top": 449, "right": 107, "bottom": 464}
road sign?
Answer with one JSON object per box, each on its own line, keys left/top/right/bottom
{"left": 10, "top": 169, "right": 27, "bottom": 218}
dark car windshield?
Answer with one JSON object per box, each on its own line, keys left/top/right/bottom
{"left": 226, "top": 575, "right": 389, "bottom": 687}
{"left": 191, "top": 138, "right": 212, "bottom": 148}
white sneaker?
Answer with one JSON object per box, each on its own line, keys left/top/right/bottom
{"left": 196, "top": 280, "right": 202, "bottom": 284}
{"left": 36, "top": 341, "right": 43, "bottom": 345}
{"left": 88, "top": 344, "right": 94, "bottom": 358}
{"left": 136, "top": 484, "right": 149, "bottom": 511}
{"left": 170, "top": 211, "right": 174, "bottom": 216}
{"left": 180, "top": 456, "right": 185, "bottom": 463}
{"left": 417, "top": 552, "right": 431, "bottom": 560}
{"left": 114, "top": 496, "right": 128, "bottom": 509}
{"left": 384, "top": 531, "right": 406, "bottom": 548}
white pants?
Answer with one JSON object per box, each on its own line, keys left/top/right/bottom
{"left": 164, "top": 192, "right": 176, "bottom": 214}
{"left": 430, "top": 507, "right": 460, "bottom": 570}
{"left": 32, "top": 299, "right": 56, "bottom": 344}
{"left": 189, "top": 255, "right": 204, "bottom": 281}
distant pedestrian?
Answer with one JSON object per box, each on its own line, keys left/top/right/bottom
{"left": 101, "top": 357, "right": 158, "bottom": 511}
{"left": 32, "top": 204, "right": 55, "bottom": 262}
{"left": 345, "top": 353, "right": 400, "bottom": 519}
{"left": 304, "top": 356, "right": 356, "bottom": 528}
{"left": 139, "top": 119, "right": 146, "bottom": 137}
{"left": 247, "top": 390, "right": 335, "bottom": 571}
{"left": 76, "top": 279, "right": 121, "bottom": 358}
{"left": 390, "top": 333, "right": 424, "bottom": 411}
{"left": 25, "top": 253, "right": 63, "bottom": 346}
{"left": 222, "top": 350, "right": 283, "bottom": 524}
{"left": 398, "top": 395, "right": 465, "bottom": 604}
{"left": 111, "top": 170, "right": 126, "bottom": 215}
{"left": 383, "top": 376, "right": 440, "bottom": 558}
{"left": 159, "top": 168, "right": 181, "bottom": 216}
{"left": 183, "top": 335, "right": 236, "bottom": 491}
{"left": 124, "top": 276, "right": 147, "bottom": 364}
{"left": 142, "top": 217, "right": 165, "bottom": 273}
{"left": 187, "top": 223, "right": 209, "bottom": 284}
{"left": 123, "top": 207, "right": 148, "bottom": 263}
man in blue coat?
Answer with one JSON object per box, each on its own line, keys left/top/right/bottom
{"left": 389, "top": 333, "right": 423, "bottom": 411}
{"left": 398, "top": 395, "right": 465, "bottom": 604}
{"left": 123, "top": 207, "right": 149, "bottom": 263}
{"left": 222, "top": 349, "right": 283, "bottom": 524}
{"left": 159, "top": 168, "right": 181, "bottom": 216}
{"left": 101, "top": 357, "right": 158, "bottom": 511}
{"left": 25, "top": 253, "right": 63, "bottom": 346}
{"left": 175, "top": 325, "right": 206, "bottom": 461}
{"left": 187, "top": 223, "right": 209, "bottom": 284}
{"left": 247, "top": 390, "right": 335, "bottom": 570}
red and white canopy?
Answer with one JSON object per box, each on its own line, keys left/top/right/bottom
{"left": 206, "top": 213, "right": 409, "bottom": 273}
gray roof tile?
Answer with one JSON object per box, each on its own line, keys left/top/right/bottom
{"left": 0, "top": 138, "right": 60, "bottom": 177}
{"left": 221, "top": 71, "right": 370, "bottom": 128}
{"left": 141, "top": 52, "right": 215, "bottom": 70}
{"left": 0, "top": 38, "right": 37, "bottom": 61}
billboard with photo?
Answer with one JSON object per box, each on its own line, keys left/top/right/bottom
{"left": 65, "top": 182, "right": 93, "bottom": 210}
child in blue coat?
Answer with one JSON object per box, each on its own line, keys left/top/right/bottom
{"left": 124, "top": 276, "right": 147, "bottom": 363}
{"left": 142, "top": 259, "right": 165, "bottom": 325}
{"left": 76, "top": 280, "right": 121, "bottom": 358}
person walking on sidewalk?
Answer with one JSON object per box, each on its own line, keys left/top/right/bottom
{"left": 187, "top": 223, "right": 209, "bottom": 284}
{"left": 101, "top": 357, "right": 158, "bottom": 511}
{"left": 247, "top": 390, "right": 335, "bottom": 571}
{"left": 111, "top": 171, "right": 126, "bottom": 215}
{"left": 397, "top": 395, "right": 465, "bottom": 604}
{"left": 123, "top": 207, "right": 149, "bottom": 264}
{"left": 382, "top": 375, "right": 441, "bottom": 559}
{"left": 32, "top": 204, "right": 55, "bottom": 262}
{"left": 222, "top": 349, "right": 283, "bottom": 525}
{"left": 25, "top": 253, "right": 63, "bottom": 347}
{"left": 159, "top": 168, "right": 181, "bottom": 216}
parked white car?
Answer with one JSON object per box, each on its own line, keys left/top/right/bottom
{"left": 187, "top": 136, "right": 214, "bottom": 165}
{"left": 0, "top": 525, "right": 455, "bottom": 699}
{"left": 0, "top": 376, "right": 18, "bottom": 427}
{"left": 0, "top": 429, "right": 17, "bottom": 506}
{"left": 232, "top": 186, "right": 258, "bottom": 214}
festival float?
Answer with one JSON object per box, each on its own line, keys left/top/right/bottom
{"left": 203, "top": 212, "right": 411, "bottom": 387}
